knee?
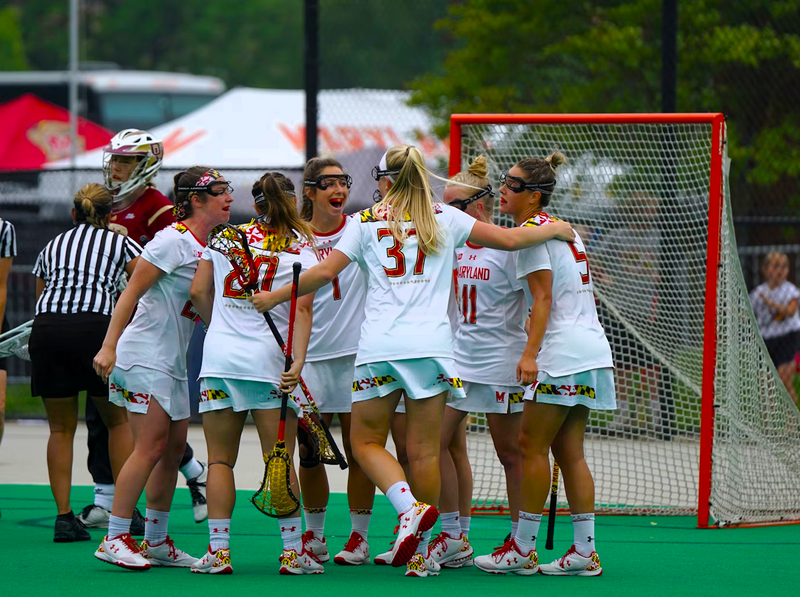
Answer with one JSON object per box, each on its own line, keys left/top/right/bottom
{"left": 518, "top": 429, "right": 548, "bottom": 459}
{"left": 496, "top": 444, "right": 522, "bottom": 470}
{"left": 136, "top": 435, "right": 169, "bottom": 465}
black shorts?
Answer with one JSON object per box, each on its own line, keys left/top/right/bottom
{"left": 0, "top": 317, "right": 10, "bottom": 371}
{"left": 29, "top": 312, "right": 111, "bottom": 399}
{"left": 764, "top": 331, "right": 800, "bottom": 368}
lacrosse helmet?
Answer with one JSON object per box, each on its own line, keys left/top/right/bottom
{"left": 102, "top": 129, "right": 164, "bottom": 203}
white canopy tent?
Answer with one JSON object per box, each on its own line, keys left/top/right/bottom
{"left": 50, "top": 87, "right": 449, "bottom": 169}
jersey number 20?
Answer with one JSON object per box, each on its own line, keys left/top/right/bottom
{"left": 222, "top": 255, "right": 279, "bottom": 298}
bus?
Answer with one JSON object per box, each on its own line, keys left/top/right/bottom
{"left": 0, "top": 67, "right": 225, "bottom": 132}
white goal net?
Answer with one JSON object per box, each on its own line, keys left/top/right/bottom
{"left": 456, "top": 116, "right": 800, "bottom": 526}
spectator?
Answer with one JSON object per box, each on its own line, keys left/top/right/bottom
{"left": 750, "top": 252, "right": 800, "bottom": 405}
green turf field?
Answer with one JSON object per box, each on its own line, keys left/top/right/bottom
{"left": 3, "top": 484, "right": 798, "bottom": 596}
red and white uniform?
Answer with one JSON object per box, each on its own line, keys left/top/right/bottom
{"left": 110, "top": 222, "right": 206, "bottom": 420}
{"left": 300, "top": 215, "right": 367, "bottom": 413}
{"left": 110, "top": 187, "right": 175, "bottom": 242}
{"left": 451, "top": 242, "right": 527, "bottom": 414}
{"left": 335, "top": 203, "right": 476, "bottom": 401}
{"left": 515, "top": 213, "right": 615, "bottom": 411}
{"left": 199, "top": 222, "right": 317, "bottom": 413}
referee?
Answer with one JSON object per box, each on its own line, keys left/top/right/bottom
{"left": 30, "top": 183, "right": 141, "bottom": 543}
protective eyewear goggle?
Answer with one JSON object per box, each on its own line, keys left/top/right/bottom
{"left": 371, "top": 165, "right": 401, "bottom": 182}
{"left": 178, "top": 181, "right": 234, "bottom": 197}
{"left": 499, "top": 170, "right": 556, "bottom": 195}
{"left": 448, "top": 185, "right": 495, "bottom": 211}
{"left": 304, "top": 174, "right": 353, "bottom": 190}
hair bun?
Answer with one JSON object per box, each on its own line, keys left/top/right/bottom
{"left": 545, "top": 151, "right": 567, "bottom": 170}
{"left": 467, "top": 155, "right": 489, "bottom": 179}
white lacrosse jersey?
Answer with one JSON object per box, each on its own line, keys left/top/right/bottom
{"left": 301, "top": 215, "right": 367, "bottom": 362}
{"left": 515, "top": 213, "right": 613, "bottom": 377}
{"left": 335, "top": 203, "right": 477, "bottom": 366}
{"left": 199, "top": 222, "right": 318, "bottom": 384}
{"left": 455, "top": 242, "right": 528, "bottom": 385}
{"left": 116, "top": 222, "right": 205, "bottom": 379}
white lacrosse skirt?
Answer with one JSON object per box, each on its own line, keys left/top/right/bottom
{"left": 199, "top": 377, "right": 302, "bottom": 415}
{"left": 300, "top": 354, "right": 357, "bottom": 413}
{"left": 450, "top": 381, "right": 525, "bottom": 414}
{"left": 109, "top": 365, "right": 190, "bottom": 421}
{"left": 352, "top": 357, "right": 466, "bottom": 402}
{"left": 523, "top": 367, "right": 616, "bottom": 410}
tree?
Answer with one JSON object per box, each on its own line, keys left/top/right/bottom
{"left": 0, "top": 6, "right": 30, "bottom": 71}
{"left": 410, "top": 0, "right": 800, "bottom": 237}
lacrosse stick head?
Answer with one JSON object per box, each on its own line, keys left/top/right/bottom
{"left": 251, "top": 442, "right": 299, "bottom": 518}
{"left": 207, "top": 223, "right": 259, "bottom": 294}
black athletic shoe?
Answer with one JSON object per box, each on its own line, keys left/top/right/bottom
{"left": 54, "top": 513, "right": 91, "bottom": 543}
{"left": 131, "top": 508, "right": 146, "bottom": 536}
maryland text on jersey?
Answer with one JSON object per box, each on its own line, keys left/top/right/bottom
{"left": 359, "top": 203, "right": 444, "bottom": 223}
{"left": 521, "top": 212, "right": 563, "bottom": 227}
{"left": 240, "top": 221, "right": 302, "bottom": 255}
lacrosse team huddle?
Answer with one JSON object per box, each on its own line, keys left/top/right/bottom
{"left": 27, "top": 128, "right": 616, "bottom": 578}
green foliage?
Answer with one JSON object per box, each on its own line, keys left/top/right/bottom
{"left": 12, "top": 0, "right": 448, "bottom": 90}
{"left": 0, "top": 6, "right": 29, "bottom": 71}
{"left": 410, "top": 0, "right": 800, "bottom": 229}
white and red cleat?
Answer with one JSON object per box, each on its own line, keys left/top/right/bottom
{"left": 387, "top": 502, "right": 439, "bottom": 567}
{"left": 373, "top": 544, "right": 393, "bottom": 565}
{"left": 429, "top": 531, "right": 474, "bottom": 568}
{"left": 278, "top": 548, "right": 325, "bottom": 575}
{"left": 301, "top": 531, "right": 330, "bottom": 563}
{"left": 94, "top": 533, "right": 151, "bottom": 571}
{"left": 140, "top": 536, "right": 198, "bottom": 567}
{"left": 539, "top": 545, "right": 603, "bottom": 576}
{"left": 405, "top": 552, "right": 441, "bottom": 577}
{"left": 191, "top": 545, "right": 233, "bottom": 574}
{"left": 473, "top": 538, "right": 539, "bottom": 576}
{"left": 334, "top": 532, "right": 370, "bottom": 565}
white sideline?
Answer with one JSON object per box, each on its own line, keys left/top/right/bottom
{"left": 0, "top": 420, "right": 371, "bottom": 491}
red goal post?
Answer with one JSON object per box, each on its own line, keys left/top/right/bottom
{"left": 449, "top": 112, "right": 800, "bottom": 528}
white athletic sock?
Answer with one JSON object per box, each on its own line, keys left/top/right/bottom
{"left": 460, "top": 515, "right": 471, "bottom": 537}
{"left": 510, "top": 519, "right": 519, "bottom": 538}
{"left": 572, "top": 513, "right": 596, "bottom": 555}
{"left": 93, "top": 483, "right": 115, "bottom": 511}
{"left": 440, "top": 511, "right": 461, "bottom": 537}
{"left": 416, "top": 528, "right": 433, "bottom": 555}
{"left": 144, "top": 509, "right": 170, "bottom": 545}
{"left": 179, "top": 458, "right": 204, "bottom": 481}
{"left": 303, "top": 506, "right": 327, "bottom": 538}
{"left": 209, "top": 518, "right": 231, "bottom": 551}
{"left": 385, "top": 481, "right": 416, "bottom": 515}
{"left": 280, "top": 517, "right": 303, "bottom": 552}
{"left": 514, "top": 511, "right": 541, "bottom": 554}
{"left": 107, "top": 515, "right": 131, "bottom": 539}
{"left": 350, "top": 508, "right": 372, "bottom": 540}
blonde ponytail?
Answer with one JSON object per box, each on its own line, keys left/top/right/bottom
{"left": 377, "top": 145, "right": 443, "bottom": 255}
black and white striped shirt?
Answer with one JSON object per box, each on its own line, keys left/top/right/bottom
{"left": 33, "top": 224, "right": 142, "bottom": 316}
{"left": 0, "top": 218, "right": 17, "bottom": 259}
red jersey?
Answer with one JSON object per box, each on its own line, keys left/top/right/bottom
{"left": 110, "top": 187, "right": 175, "bottom": 243}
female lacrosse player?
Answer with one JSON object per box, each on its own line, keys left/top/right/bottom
{"left": 251, "top": 144, "right": 575, "bottom": 578}
{"left": 293, "top": 158, "right": 376, "bottom": 566}
{"left": 473, "top": 154, "right": 614, "bottom": 577}
{"left": 189, "top": 172, "right": 323, "bottom": 575}
{"left": 81, "top": 129, "right": 207, "bottom": 532}
{"left": 431, "top": 156, "right": 527, "bottom": 569}
{"left": 30, "top": 184, "right": 139, "bottom": 542}
{"left": 92, "top": 167, "right": 233, "bottom": 571}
